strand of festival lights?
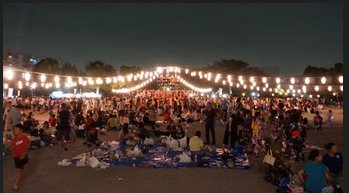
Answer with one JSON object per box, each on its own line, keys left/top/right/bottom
{"left": 176, "top": 75, "right": 212, "bottom": 93}
{"left": 3, "top": 66, "right": 343, "bottom": 94}
{"left": 112, "top": 75, "right": 159, "bottom": 93}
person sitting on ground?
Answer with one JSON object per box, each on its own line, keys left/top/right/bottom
{"left": 172, "top": 125, "right": 186, "bottom": 140}
{"left": 49, "top": 114, "right": 57, "bottom": 128}
{"left": 189, "top": 130, "right": 204, "bottom": 156}
{"left": 118, "top": 123, "right": 131, "bottom": 145}
{"left": 107, "top": 114, "right": 118, "bottom": 131}
{"left": 135, "top": 122, "right": 149, "bottom": 140}
{"left": 298, "top": 149, "right": 333, "bottom": 193}
{"left": 23, "top": 116, "right": 34, "bottom": 133}
{"left": 163, "top": 110, "right": 171, "bottom": 123}
{"left": 143, "top": 112, "right": 156, "bottom": 129}
{"left": 323, "top": 143, "right": 343, "bottom": 185}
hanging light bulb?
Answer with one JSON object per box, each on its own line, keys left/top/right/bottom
{"left": 275, "top": 77, "right": 280, "bottom": 84}
{"left": 55, "top": 83, "right": 61, "bottom": 88}
{"left": 106, "top": 77, "right": 112, "bottom": 84}
{"left": 24, "top": 72, "right": 31, "bottom": 81}
{"left": 314, "top": 86, "right": 319, "bottom": 92}
{"left": 302, "top": 85, "right": 307, "bottom": 93}
{"left": 340, "top": 85, "right": 343, "bottom": 91}
{"left": 5, "top": 69, "right": 14, "bottom": 80}
{"left": 262, "top": 87, "right": 266, "bottom": 92}
{"left": 4, "top": 83, "right": 9, "bottom": 89}
{"left": 339, "top": 76, "right": 343, "bottom": 84}
{"left": 321, "top": 77, "right": 326, "bottom": 84}
{"left": 290, "top": 77, "right": 295, "bottom": 84}
{"left": 328, "top": 86, "right": 332, "bottom": 92}
{"left": 249, "top": 76, "right": 254, "bottom": 83}
{"left": 18, "top": 82, "right": 23, "bottom": 90}
{"left": 40, "top": 74, "right": 46, "bottom": 82}
{"left": 252, "top": 82, "right": 256, "bottom": 87}
{"left": 78, "top": 77, "right": 83, "bottom": 84}
{"left": 222, "top": 80, "right": 226, "bottom": 85}
{"left": 265, "top": 83, "right": 269, "bottom": 88}
{"left": 54, "top": 76, "right": 60, "bottom": 83}
{"left": 262, "top": 77, "right": 267, "bottom": 84}
{"left": 67, "top": 76, "right": 73, "bottom": 83}
{"left": 227, "top": 75, "right": 232, "bottom": 83}
{"left": 289, "top": 85, "right": 294, "bottom": 90}
{"left": 304, "top": 77, "right": 310, "bottom": 85}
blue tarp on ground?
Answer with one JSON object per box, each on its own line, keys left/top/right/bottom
{"left": 68, "top": 142, "right": 250, "bottom": 169}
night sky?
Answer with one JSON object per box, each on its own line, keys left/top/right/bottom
{"left": 3, "top": 3, "right": 343, "bottom": 75}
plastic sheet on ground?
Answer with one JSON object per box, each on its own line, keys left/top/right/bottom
{"left": 64, "top": 142, "right": 250, "bottom": 170}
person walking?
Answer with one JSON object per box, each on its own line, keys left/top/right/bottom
{"left": 5, "top": 124, "right": 30, "bottom": 191}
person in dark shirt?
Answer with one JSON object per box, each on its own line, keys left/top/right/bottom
{"left": 57, "top": 103, "right": 71, "bottom": 150}
{"left": 172, "top": 125, "right": 185, "bottom": 140}
{"left": 323, "top": 143, "right": 343, "bottom": 184}
{"left": 23, "top": 116, "right": 34, "bottom": 133}
{"left": 205, "top": 102, "right": 216, "bottom": 146}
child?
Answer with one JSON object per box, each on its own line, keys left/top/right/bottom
{"left": 327, "top": 110, "right": 334, "bottom": 125}
{"left": 5, "top": 124, "right": 30, "bottom": 191}
{"left": 189, "top": 130, "right": 204, "bottom": 161}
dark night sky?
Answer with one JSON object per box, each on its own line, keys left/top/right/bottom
{"left": 3, "top": 3, "right": 343, "bottom": 75}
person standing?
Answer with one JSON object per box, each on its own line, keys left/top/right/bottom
{"left": 56, "top": 103, "right": 72, "bottom": 151}
{"left": 205, "top": 102, "right": 216, "bottom": 146}
{"left": 5, "top": 124, "right": 30, "bottom": 191}
{"left": 221, "top": 98, "right": 228, "bottom": 121}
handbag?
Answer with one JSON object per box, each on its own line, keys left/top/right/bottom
{"left": 263, "top": 149, "right": 276, "bottom": 166}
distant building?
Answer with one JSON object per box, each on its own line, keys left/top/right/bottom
{"left": 3, "top": 50, "right": 41, "bottom": 70}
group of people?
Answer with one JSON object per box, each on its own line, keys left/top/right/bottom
{"left": 2, "top": 90, "right": 342, "bottom": 192}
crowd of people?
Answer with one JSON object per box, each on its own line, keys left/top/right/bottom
{"left": 2, "top": 90, "right": 343, "bottom": 192}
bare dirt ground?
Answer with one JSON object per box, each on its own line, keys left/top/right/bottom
{"left": 2, "top": 107, "right": 343, "bottom": 193}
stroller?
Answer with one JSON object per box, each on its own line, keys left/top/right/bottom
{"left": 264, "top": 142, "right": 291, "bottom": 186}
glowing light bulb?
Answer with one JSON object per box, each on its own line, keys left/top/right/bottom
{"left": 24, "top": 72, "right": 31, "bottom": 81}
{"left": 5, "top": 69, "right": 14, "bottom": 80}
{"left": 275, "top": 77, "right": 280, "bottom": 84}
{"left": 290, "top": 77, "right": 295, "bottom": 84}
{"left": 54, "top": 76, "right": 60, "bottom": 83}
{"left": 304, "top": 77, "right": 310, "bottom": 85}
{"left": 339, "top": 76, "right": 343, "bottom": 84}
{"left": 328, "top": 86, "right": 332, "bottom": 92}
{"left": 40, "top": 74, "right": 46, "bottom": 82}
{"left": 314, "top": 86, "right": 319, "bottom": 92}
{"left": 321, "top": 77, "right": 326, "bottom": 84}
{"left": 262, "top": 77, "right": 267, "bottom": 84}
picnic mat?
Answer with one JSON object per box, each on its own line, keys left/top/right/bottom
{"left": 64, "top": 141, "right": 250, "bottom": 169}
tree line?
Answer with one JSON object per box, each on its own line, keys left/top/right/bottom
{"left": 30, "top": 57, "right": 342, "bottom": 77}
